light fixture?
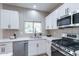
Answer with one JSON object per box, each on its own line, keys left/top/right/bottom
{"left": 33, "top": 5, "right": 36, "bottom": 8}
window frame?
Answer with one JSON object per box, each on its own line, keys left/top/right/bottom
{"left": 24, "top": 21, "right": 42, "bottom": 34}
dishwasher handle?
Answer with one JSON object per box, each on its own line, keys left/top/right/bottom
{"left": 24, "top": 42, "right": 28, "bottom": 56}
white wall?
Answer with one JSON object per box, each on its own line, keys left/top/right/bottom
{"left": 2, "top": 4, "right": 49, "bottom": 38}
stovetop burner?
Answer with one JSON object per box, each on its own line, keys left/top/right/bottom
{"left": 67, "top": 43, "right": 79, "bottom": 51}
{"left": 52, "top": 37, "right": 79, "bottom": 51}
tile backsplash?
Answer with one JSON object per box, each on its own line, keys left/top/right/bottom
{"left": 3, "top": 29, "right": 19, "bottom": 39}
{"left": 2, "top": 27, "right": 79, "bottom": 38}
{"left": 48, "top": 28, "right": 79, "bottom": 38}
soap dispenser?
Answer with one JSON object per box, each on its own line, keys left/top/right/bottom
{"left": 13, "top": 33, "right": 16, "bottom": 39}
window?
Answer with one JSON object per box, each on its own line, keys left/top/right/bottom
{"left": 24, "top": 21, "right": 42, "bottom": 33}
{"left": 34, "top": 22, "right": 42, "bottom": 33}
{"left": 24, "top": 22, "right": 33, "bottom": 33}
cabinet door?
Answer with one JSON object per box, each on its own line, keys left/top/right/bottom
{"left": 10, "top": 11, "right": 19, "bottom": 29}
{"left": 1, "top": 10, "right": 10, "bottom": 29}
{"left": 1, "top": 10, "right": 19, "bottom": 29}
{"left": 45, "top": 16, "right": 50, "bottom": 29}
{"left": 45, "top": 10, "right": 58, "bottom": 29}
{"left": 28, "top": 41, "right": 38, "bottom": 56}
{"left": 51, "top": 10, "right": 58, "bottom": 29}
{"left": 0, "top": 42, "right": 12, "bottom": 54}
{"left": 56, "top": 4, "right": 66, "bottom": 19}
{"left": 46, "top": 40, "right": 51, "bottom": 56}
{"left": 38, "top": 40, "right": 46, "bottom": 55}
{"left": 0, "top": 43, "right": 6, "bottom": 54}
{"left": 45, "top": 14, "right": 53, "bottom": 29}
{"left": 69, "top": 3, "right": 79, "bottom": 13}
{"left": 56, "top": 3, "right": 74, "bottom": 19}
{"left": 5, "top": 42, "right": 13, "bottom": 54}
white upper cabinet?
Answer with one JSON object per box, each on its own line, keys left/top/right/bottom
{"left": 56, "top": 4, "right": 65, "bottom": 19}
{"left": 45, "top": 3, "right": 79, "bottom": 30}
{"left": 45, "top": 14, "right": 53, "bottom": 29}
{"left": 56, "top": 4, "right": 72, "bottom": 19}
{"left": 51, "top": 9, "right": 58, "bottom": 29}
{"left": 57, "top": 3, "right": 79, "bottom": 18}
{"left": 45, "top": 8, "right": 58, "bottom": 29}
{"left": 1, "top": 9, "right": 19, "bottom": 29}
{"left": 10, "top": 11, "right": 19, "bottom": 29}
{"left": 69, "top": 3, "right": 79, "bottom": 13}
{"left": 1, "top": 10, "right": 10, "bottom": 29}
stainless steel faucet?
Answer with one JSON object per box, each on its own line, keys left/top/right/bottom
{"left": 34, "top": 28, "right": 36, "bottom": 37}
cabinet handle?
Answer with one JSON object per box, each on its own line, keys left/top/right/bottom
{"left": 37, "top": 43, "right": 39, "bottom": 47}
{"left": 8, "top": 25, "right": 11, "bottom": 28}
{"left": 47, "top": 26, "right": 49, "bottom": 28}
{"left": 24, "top": 43, "right": 28, "bottom": 45}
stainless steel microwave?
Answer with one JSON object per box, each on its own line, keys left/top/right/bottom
{"left": 57, "top": 16, "right": 71, "bottom": 26}
{"left": 73, "top": 13, "right": 79, "bottom": 24}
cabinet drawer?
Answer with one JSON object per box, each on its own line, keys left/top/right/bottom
{"left": 0, "top": 42, "right": 12, "bottom": 54}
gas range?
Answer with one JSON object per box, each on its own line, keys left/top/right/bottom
{"left": 51, "top": 37, "right": 79, "bottom": 56}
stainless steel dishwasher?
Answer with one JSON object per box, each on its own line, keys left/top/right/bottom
{"left": 13, "top": 40, "right": 28, "bottom": 56}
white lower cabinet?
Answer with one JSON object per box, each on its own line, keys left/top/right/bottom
{"left": 28, "top": 40, "right": 38, "bottom": 56}
{"left": 28, "top": 40, "right": 47, "bottom": 56}
{"left": 38, "top": 40, "right": 46, "bottom": 55}
{"left": 0, "top": 39, "right": 51, "bottom": 56}
{"left": 0, "top": 42, "right": 13, "bottom": 55}
{"left": 46, "top": 40, "right": 51, "bottom": 56}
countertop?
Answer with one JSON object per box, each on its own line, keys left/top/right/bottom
{"left": 0, "top": 52, "right": 12, "bottom": 56}
{"left": 0, "top": 36, "right": 61, "bottom": 56}
{"left": 0, "top": 37, "right": 43, "bottom": 42}
{"left": 42, "top": 36, "right": 61, "bottom": 41}
{"left": 0, "top": 36, "right": 61, "bottom": 43}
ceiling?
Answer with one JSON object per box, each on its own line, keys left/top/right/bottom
{"left": 6, "top": 3, "right": 62, "bottom": 13}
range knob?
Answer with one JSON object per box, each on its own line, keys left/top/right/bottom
{"left": 65, "top": 48, "right": 70, "bottom": 52}
{"left": 67, "top": 49, "right": 70, "bottom": 52}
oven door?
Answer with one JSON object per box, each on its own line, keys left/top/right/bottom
{"left": 51, "top": 46, "right": 65, "bottom": 56}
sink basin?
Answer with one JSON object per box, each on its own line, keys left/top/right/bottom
{"left": 30, "top": 36, "right": 42, "bottom": 40}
